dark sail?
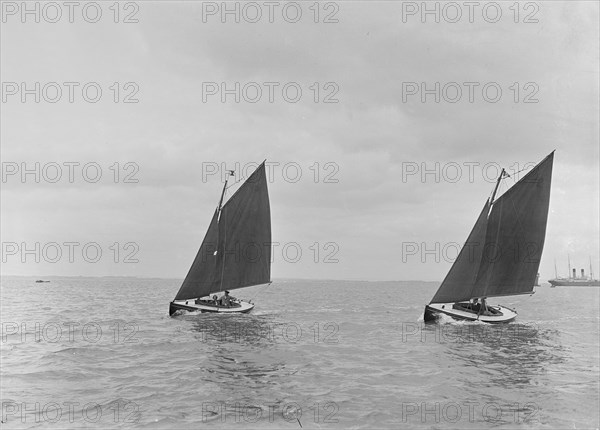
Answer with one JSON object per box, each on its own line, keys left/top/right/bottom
{"left": 430, "top": 201, "right": 490, "bottom": 304}
{"left": 471, "top": 152, "right": 553, "bottom": 298}
{"left": 175, "top": 209, "right": 220, "bottom": 300}
{"left": 174, "top": 163, "right": 271, "bottom": 300}
{"left": 216, "top": 163, "right": 271, "bottom": 291}
{"left": 429, "top": 152, "right": 554, "bottom": 303}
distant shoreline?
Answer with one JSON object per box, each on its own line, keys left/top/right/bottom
{"left": 0, "top": 274, "right": 441, "bottom": 284}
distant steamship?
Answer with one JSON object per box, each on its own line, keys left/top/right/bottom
{"left": 548, "top": 257, "right": 600, "bottom": 287}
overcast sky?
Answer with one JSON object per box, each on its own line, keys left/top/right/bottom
{"left": 1, "top": 1, "right": 598, "bottom": 282}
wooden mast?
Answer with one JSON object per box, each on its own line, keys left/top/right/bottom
{"left": 217, "top": 171, "right": 234, "bottom": 212}
{"left": 217, "top": 170, "right": 234, "bottom": 290}
{"left": 490, "top": 168, "right": 506, "bottom": 205}
{"left": 477, "top": 168, "right": 507, "bottom": 307}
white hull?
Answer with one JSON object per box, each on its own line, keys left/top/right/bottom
{"left": 424, "top": 303, "right": 517, "bottom": 323}
{"left": 169, "top": 298, "right": 254, "bottom": 316}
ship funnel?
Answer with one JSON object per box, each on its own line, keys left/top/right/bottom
{"left": 572, "top": 268, "right": 577, "bottom": 278}
{"left": 581, "top": 269, "right": 585, "bottom": 277}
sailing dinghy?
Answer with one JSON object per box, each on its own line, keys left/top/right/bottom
{"left": 424, "top": 152, "right": 554, "bottom": 323}
{"left": 169, "top": 162, "right": 271, "bottom": 316}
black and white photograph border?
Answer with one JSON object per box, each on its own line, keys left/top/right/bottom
{"left": 1, "top": 1, "right": 598, "bottom": 429}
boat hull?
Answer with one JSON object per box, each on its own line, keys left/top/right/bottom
{"left": 548, "top": 279, "right": 600, "bottom": 287}
{"left": 424, "top": 303, "right": 517, "bottom": 324}
{"left": 169, "top": 299, "right": 255, "bottom": 316}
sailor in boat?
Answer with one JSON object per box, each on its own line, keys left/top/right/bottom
{"left": 470, "top": 298, "right": 478, "bottom": 311}
{"left": 477, "top": 298, "right": 488, "bottom": 316}
{"left": 476, "top": 297, "right": 500, "bottom": 317}
{"left": 220, "top": 291, "right": 230, "bottom": 307}
{"left": 217, "top": 291, "right": 238, "bottom": 308}
{"left": 460, "top": 298, "right": 493, "bottom": 316}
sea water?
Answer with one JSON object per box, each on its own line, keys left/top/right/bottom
{"left": 1, "top": 277, "right": 598, "bottom": 429}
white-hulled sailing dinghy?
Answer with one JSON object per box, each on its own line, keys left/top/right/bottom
{"left": 424, "top": 152, "right": 554, "bottom": 323}
{"left": 169, "top": 162, "right": 271, "bottom": 316}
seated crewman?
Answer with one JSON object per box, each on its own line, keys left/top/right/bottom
{"left": 220, "top": 291, "right": 231, "bottom": 307}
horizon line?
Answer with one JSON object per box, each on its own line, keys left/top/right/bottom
{"left": 0, "top": 274, "right": 442, "bottom": 283}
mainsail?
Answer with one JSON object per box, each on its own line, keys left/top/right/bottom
{"left": 430, "top": 152, "right": 554, "bottom": 304}
{"left": 430, "top": 200, "right": 490, "bottom": 303}
{"left": 174, "top": 163, "right": 271, "bottom": 300}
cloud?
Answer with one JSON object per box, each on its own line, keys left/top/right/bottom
{"left": 1, "top": 1, "right": 598, "bottom": 281}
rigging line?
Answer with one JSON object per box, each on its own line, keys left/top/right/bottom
{"left": 492, "top": 164, "right": 539, "bottom": 204}
{"left": 208, "top": 182, "right": 228, "bottom": 297}
{"left": 223, "top": 163, "right": 265, "bottom": 208}
{"left": 511, "top": 165, "right": 535, "bottom": 177}
{"left": 217, "top": 177, "right": 247, "bottom": 210}
{"left": 475, "top": 169, "right": 507, "bottom": 299}
{"left": 219, "top": 208, "right": 227, "bottom": 292}
{"left": 225, "top": 176, "right": 245, "bottom": 192}
{"left": 483, "top": 197, "right": 503, "bottom": 298}
{"left": 223, "top": 165, "right": 262, "bottom": 198}
{"left": 465, "top": 200, "right": 491, "bottom": 302}
{"left": 248, "top": 281, "right": 273, "bottom": 302}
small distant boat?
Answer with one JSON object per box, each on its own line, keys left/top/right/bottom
{"left": 424, "top": 152, "right": 554, "bottom": 323}
{"left": 548, "top": 257, "right": 600, "bottom": 287}
{"left": 169, "top": 162, "right": 271, "bottom": 316}
{"left": 35, "top": 280, "right": 49, "bottom": 283}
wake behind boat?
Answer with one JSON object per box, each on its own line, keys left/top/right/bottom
{"left": 424, "top": 152, "right": 554, "bottom": 323}
{"left": 169, "top": 161, "right": 272, "bottom": 316}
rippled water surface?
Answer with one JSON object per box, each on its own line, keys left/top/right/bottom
{"left": 1, "top": 277, "right": 599, "bottom": 429}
